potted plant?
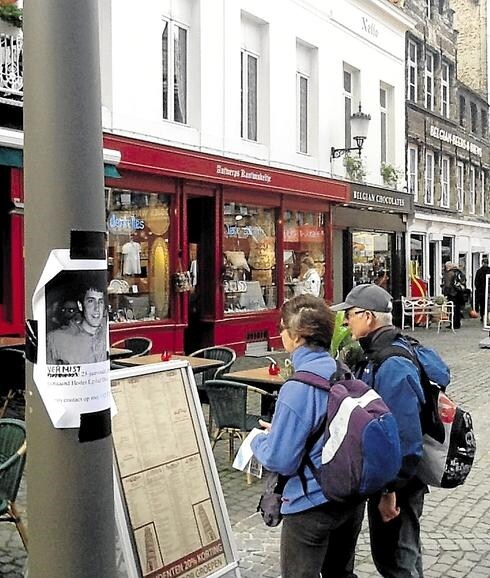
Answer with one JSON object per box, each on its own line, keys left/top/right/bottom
{"left": 344, "top": 154, "right": 366, "bottom": 182}
{"left": 0, "top": 0, "right": 22, "bottom": 30}
{"left": 380, "top": 162, "right": 400, "bottom": 189}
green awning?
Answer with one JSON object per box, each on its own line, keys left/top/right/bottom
{"left": 0, "top": 146, "right": 23, "bottom": 168}
{"left": 0, "top": 146, "right": 121, "bottom": 177}
{"left": 104, "top": 164, "right": 121, "bottom": 178}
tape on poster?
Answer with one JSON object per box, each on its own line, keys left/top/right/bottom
{"left": 79, "top": 408, "right": 111, "bottom": 442}
{"left": 25, "top": 319, "right": 38, "bottom": 364}
{"left": 70, "top": 230, "right": 107, "bottom": 261}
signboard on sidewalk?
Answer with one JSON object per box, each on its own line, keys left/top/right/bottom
{"left": 111, "top": 361, "right": 241, "bottom": 578}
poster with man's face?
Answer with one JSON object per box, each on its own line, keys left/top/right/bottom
{"left": 32, "top": 250, "right": 112, "bottom": 428}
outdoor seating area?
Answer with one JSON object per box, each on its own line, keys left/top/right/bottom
{"left": 401, "top": 296, "right": 455, "bottom": 333}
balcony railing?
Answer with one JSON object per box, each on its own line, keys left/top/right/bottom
{"left": 0, "top": 32, "right": 23, "bottom": 105}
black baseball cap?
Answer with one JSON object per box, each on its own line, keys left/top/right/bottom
{"left": 331, "top": 284, "right": 393, "bottom": 313}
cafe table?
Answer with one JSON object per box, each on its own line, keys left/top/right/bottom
{"left": 117, "top": 354, "right": 224, "bottom": 375}
{"left": 221, "top": 366, "right": 285, "bottom": 394}
{"left": 109, "top": 347, "right": 134, "bottom": 360}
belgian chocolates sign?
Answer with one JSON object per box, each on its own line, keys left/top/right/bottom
{"left": 349, "top": 184, "right": 413, "bottom": 214}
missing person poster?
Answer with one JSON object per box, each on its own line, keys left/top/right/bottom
{"left": 32, "top": 249, "right": 112, "bottom": 428}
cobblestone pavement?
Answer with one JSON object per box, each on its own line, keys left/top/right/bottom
{"left": 1, "top": 319, "right": 489, "bottom": 577}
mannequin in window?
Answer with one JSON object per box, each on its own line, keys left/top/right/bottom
{"left": 122, "top": 235, "right": 142, "bottom": 276}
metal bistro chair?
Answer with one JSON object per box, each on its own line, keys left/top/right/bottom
{"left": 189, "top": 347, "right": 236, "bottom": 431}
{"left": 204, "top": 379, "right": 276, "bottom": 462}
{"left": 0, "top": 418, "right": 28, "bottom": 550}
{"left": 0, "top": 348, "right": 25, "bottom": 420}
{"left": 112, "top": 337, "right": 153, "bottom": 357}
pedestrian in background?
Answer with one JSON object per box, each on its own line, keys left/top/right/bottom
{"left": 332, "top": 284, "right": 428, "bottom": 578}
{"left": 251, "top": 295, "right": 364, "bottom": 578}
{"left": 442, "top": 262, "right": 466, "bottom": 329}
{"left": 295, "top": 256, "right": 322, "bottom": 297}
{"left": 474, "top": 258, "right": 490, "bottom": 323}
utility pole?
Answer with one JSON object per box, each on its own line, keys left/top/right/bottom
{"left": 23, "top": 1, "right": 115, "bottom": 576}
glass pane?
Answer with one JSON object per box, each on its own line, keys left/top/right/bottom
{"left": 162, "top": 22, "right": 169, "bottom": 119}
{"left": 343, "top": 70, "right": 351, "bottom": 93}
{"left": 379, "top": 88, "right": 386, "bottom": 108}
{"left": 174, "top": 26, "right": 187, "bottom": 124}
{"left": 410, "top": 234, "right": 424, "bottom": 279}
{"left": 283, "top": 211, "right": 325, "bottom": 300}
{"left": 352, "top": 231, "right": 392, "bottom": 293}
{"left": 240, "top": 52, "right": 244, "bottom": 138}
{"left": 299, "top": 76, "right": 308, "bottom": 153}
{"left": 247, "top": 55, "right": 258, "bottom": 141}
{"left": 344, "top": 96, "right": 351, "bottom": 148}
{"left": 380, "top": 112, "right": 386, "bottom": 164}
{"left": 223, "top": 204, "right": 276, "bottom": 314}
{"left": 106, "top": 189, "right": 171, "bottom": 322}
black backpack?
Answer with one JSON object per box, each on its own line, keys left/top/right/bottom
{"left": 370, "top": 334, "right": 476, "bottom": 488}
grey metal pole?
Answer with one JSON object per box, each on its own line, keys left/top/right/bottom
{"left": 23, "top": 1, "right": 115, "bottom": 576}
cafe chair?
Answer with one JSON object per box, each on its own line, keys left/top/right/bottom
{"left": 0, "top": 348, "right": 25, "bottom": 420}
{"left": 189, "top": 347, "right": 237, "bottom": 431}
{"left": 204, "top": 379, "right": 276, "bottom": 462}
{"left": 0, "top": 418, "right": 28, "bottom": 550}
{"left": 112, "top": 337, "right": 153, "bottom": 357}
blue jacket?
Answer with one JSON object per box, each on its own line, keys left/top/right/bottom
{"left": 251, "top": 345, "right": 336, "bottom": 514}
{"left": 359, "top": 328, "right": 426, "bottom": 489}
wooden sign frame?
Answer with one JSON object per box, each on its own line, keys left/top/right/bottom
{"left": 111, "top": 360, "right": 241, "bottom": 578}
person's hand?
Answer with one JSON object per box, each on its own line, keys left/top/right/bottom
{"left": 378, "top": 492, "right": 400, "bottom": 522}
{"left": 258, "top": 419, "right": 272, "bottom": 432}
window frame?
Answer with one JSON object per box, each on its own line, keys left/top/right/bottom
{"left": 441, "top": 156, "right": 450, "bottom": 208}
{"left": 470, "top": 166, "right": 476, "bottom": 214}
{"left": 481, "top": 170, "right": 486, "bottom": 217}
{"left": 296, "top": 72, "right": 309, "bottom": 154}
{"left": 456, "top": 161, "right": 464, "bottom": 212}
{"left": 425, "top": 151, "right": 434, "bottom": 205}
{"left": 240, "top": 49, "right": 259, "bottom": 142}
{"left": 162, "top": 18, "right": 188, "bottom": 124}
{"left": 425, "top": 51, "right": 434, "bottom": 111}
{"left": 408, "top": 145, "right": 418, "bottom": 202}
{"left": 408, "top": 40, "right": 417, "bottom": 102}
{"left": 380, "top": 86, "right": 387, "bottom": 164}
{"left": 441, "top": 62, "right": 449, "bottom": 118}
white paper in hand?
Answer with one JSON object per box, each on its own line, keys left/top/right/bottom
{"left": 232, "top": 427, "right": 265, "bottom": 475}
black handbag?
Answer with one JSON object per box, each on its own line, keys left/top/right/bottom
{"left": 257, "top": 471, "right": 289, "bottom": 527}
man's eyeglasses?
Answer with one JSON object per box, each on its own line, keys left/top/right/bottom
{"left": 345, "top": 309, "right": 368, "bottom": 320}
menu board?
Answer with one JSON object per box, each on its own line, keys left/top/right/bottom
{"left": 112, "top": 361, "right": 241, "bottom": 578}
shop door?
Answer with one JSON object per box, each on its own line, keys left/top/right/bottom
{"left": 184, "top": 197, "right": 216, "bottom": 353}
{"left": 429, "top": 241, "right": 436, "bottom": 297}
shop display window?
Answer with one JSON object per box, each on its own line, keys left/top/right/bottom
{"left": 106, "top": 188, "right": 171, "bottom": 323}
{"left": 352, "top": 231, "right": 392, "bottom": 292}
{"left": 222, "top": 203, "right": 276, "bottom": 314}
{"left": 283, "top": 211, "right": 325, "bottom": 299}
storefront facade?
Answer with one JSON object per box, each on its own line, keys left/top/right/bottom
{"left": 332, "top": 183, "right": 413, "bottom": 306}
{"left": 101, "top": 135, "right": 349, "bottom": 354}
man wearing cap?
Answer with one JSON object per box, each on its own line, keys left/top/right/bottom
{"left": 332, "top": 284, "right": 426, "bottom": 578}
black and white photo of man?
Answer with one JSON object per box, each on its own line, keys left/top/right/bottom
{"left": 46, "top": 272, "right": 107, "bottom": 365}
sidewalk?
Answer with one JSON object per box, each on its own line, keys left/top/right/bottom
{"left": 1, "top": 320, "right": 489, "bottom": 577}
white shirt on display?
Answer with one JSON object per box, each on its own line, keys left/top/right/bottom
{"left": 122, "top": 240, "right": 142, "bottom": 275}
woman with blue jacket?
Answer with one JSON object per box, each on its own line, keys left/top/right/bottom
{"left": 251, "top": 295, "right": 364, "bottom": 578}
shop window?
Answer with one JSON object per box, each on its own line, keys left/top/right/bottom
{"left": 106, "top": 189, "right": 171, "bottom": 323}
{"left": 352, "top": 232, "right": 392, "bottom": 293}
{"left": 283, "top": 211, "right": 325, "bottom": 300}
{"left": 223, "top": 203, "right": 276, "bottom": 314}
{"left": 410, "top": 234, "right": 425, "bottom": 281}
{"left": 162, "top": 19, "right": 188, "bottom": 124}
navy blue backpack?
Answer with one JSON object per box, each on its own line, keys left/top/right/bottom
{"left": 290, "top": 363, "right": 401, "bottom": 503}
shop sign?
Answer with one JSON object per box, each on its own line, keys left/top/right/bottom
{"left": 429, "top": 125, "right": 482, "bottom": 157}
{"left": 299, "top": 225, "right": 324, "bottom": 242}
{"left": 107, "top": 212, "right": 145, "bottom": 234}
{"left": 216, "top": 163, "right": 272, "bottom": 184}
{"left": 284, "top": 226, "right": 299, "bottom": 243}
{"left": 350, "top": 184, "right": 413, "bottom": 214}
{"left": 225, "top": 224, "right": 266, "bottom": 241}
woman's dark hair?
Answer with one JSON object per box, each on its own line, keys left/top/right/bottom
{"left": 280, "top": 295, "right": 335, "bottom": 350}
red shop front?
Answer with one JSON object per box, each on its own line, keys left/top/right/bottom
{"left": 104, "top": 134, "right": 349, "bottom": 354}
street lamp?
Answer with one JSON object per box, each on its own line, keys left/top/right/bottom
{"left": 331, "top": 103, "right": 371, "bottom": 159}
